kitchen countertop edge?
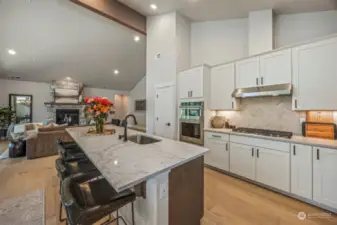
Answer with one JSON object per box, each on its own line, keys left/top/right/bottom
{"left": 204, "top": 128, "right": 337, "bottom": 150}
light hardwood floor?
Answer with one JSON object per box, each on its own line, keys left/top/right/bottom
{"left": 0, "top": 156, "right": 336, "bottom": 225}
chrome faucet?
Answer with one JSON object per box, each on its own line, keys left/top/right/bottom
{"left": 120, "top": 114, "right": 138, "bottom": 142}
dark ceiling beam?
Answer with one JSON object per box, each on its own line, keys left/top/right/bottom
{"left": 70, "top": 0, "right": 146, "bottom": 35}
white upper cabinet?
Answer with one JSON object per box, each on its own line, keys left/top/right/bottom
{"left": 255, "top": 148, "right": 290, "bottom": 192}
{"left": 179, "top": 66, "right": 206, "bottom": 99}
{"left": 260, "top": 49, "right": 292, "bottom": 86}
{"left": 179, "top": 70, "right": 191, "bottom": 99}
{"left": 292, "top": 37, "right": 337, "bottom": 110}
{"left": 235, "top": 56, "right": 260, "bottom": 88}
{"left": 209, "top": 63, "right": 238, "bottom": 110}
{"left": 290, "top": 144, "right": 313, "bottom": 200}
{"left": 313, "top": 147, "right": 337, "bottom": 209}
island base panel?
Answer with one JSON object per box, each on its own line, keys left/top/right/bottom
{"left": 169, "top": 156, "right": 204, "bottom": 225}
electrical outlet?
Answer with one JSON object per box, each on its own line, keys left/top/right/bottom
{"left": 300, "top": 117, "right": 306, "bottom": 125}
{"left": 159, "top": 181, "right": 168, "bottom": 199}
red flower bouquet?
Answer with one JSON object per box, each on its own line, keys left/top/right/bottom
{"left": 83, "top": 97, "right": 113, "bottom": 133}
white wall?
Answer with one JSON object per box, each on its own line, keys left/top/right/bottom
{"left": 191, "top": 10, "right": 337, "bottom": 66}
{"left": 128, "top": 76, "right": 146, "bottom": 125}
{"left": 146, "top": 12, "right": 177, "bottom": 135}
{"left": 146, "top": 12, "right": 190, "bottom": 136}
{"left": 275, "top": 10, "right": 337, "bottom": 48}
{"left": 0, "top": 79, "right": 128, "bottom": 122}
{"left": 191, "top": 18, "right": 248, "bottom": 66}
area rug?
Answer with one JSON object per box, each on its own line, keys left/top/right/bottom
{"left": 0, "top": 149, "right": 9, "bottom": 160}
{"left": 0, "top": 189, "right": 45, "bottom": 225}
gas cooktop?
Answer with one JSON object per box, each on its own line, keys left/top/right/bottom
{"left": 232, "top": 127, "right": 293, "bottom": 139}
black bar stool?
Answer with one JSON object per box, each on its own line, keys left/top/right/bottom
{"left": 56, "top": 139, "right": 87, "bottom": 161}
{"left": 56, "top": 157, "right": 99, "bottom": 223}
{"left": 61, "top": 170, "right": 136, "bottom": 225}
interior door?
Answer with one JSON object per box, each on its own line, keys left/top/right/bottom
{"left": 230, "top": 143, "right": 255, "bottom": 180}
{"left": 210, "top": 63, "right": 235, "bottom": 110}
{"left": 313, "top": 147, "right": 337, "bottom": 209}
{"left": 292, "top": 37, "right": 337, "bottom": 110}
{"left": 255, "top": 148, "right": 290, "bottom": 192}
{"left": 235, "top": 56, "right": 260, "bottom": 88}
{"left": 155, "top": 85, "right": 175, "bottom": 139}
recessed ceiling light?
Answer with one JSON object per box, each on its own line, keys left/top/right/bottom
{"left": 66, "top": 77, "right": 71, "bottom": 80}
{"left": 114, "top": 69, "right": 119, "bottom": 75}
{"left": 134, "top": 36, "right": 140, "bottom": 42}
{"left": 150, "top": 4, "right": 157, "bottom": 10}
{"left": 8, "top": 49, "right": 16, "bottom": 55}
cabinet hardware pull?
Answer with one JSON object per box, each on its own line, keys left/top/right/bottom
{"left": 261, "top": 77, "right": 264, "bottom": 85}
{"left": 317, "top": 149, "right": 320, "bottom": 160}
{"left": 256, "top": 77, "right": 259, "bottom": 85}
{"left": 252, "top": 148, "right": 254, "bottom": 157}
{"left": 212, "top": 135, "right": 221, "bottom": 138}
{"left": 191, "top": 91, "right": 193, "bottom": 97}
{"left": 232, "top": 102, "right": 234, "bottom": 109}
{"left": 226, "top": 143, "right": 228, "bottom": 151}
{"left": 295, "top": 100, "right": 297, "bottom": 109}
{"left": 257, "top": 149, "right": 259, "bottom": 158}
{"left": 293, "top": 145, "right": 296, "bottom": 156}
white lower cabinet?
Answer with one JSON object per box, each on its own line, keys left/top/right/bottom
{"left": 204, "top": 136, "right": 229, "bottom": 171}
{"left": 256, "top": 148, "right": 290, "bottom": 192}
{"left": 313, "top": 147, "right": 337, "bottom": 209}
{"left": 230, "top": 143, "right": 255, "bottom": 180}
{"left": 290, "top": 144, "right": 313, "bottom": 200}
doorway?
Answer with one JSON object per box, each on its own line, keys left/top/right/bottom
{"left": 154, "top": 84, "right": 176, "bottom": 139}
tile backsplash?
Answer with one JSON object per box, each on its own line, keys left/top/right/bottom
{"left": 216, "top": 96, "right": 306, "bottom": 135}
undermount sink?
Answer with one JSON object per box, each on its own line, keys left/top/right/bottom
{"left": 128, "top": 135, "right": 161, "bottom": 145}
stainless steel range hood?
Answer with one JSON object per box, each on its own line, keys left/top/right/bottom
{"left": 232, "top": 83, "right": 292, "bottom": 98}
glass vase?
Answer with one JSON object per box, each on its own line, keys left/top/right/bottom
{"left": 95, "top": 118, "right": 104, "bottom": 134}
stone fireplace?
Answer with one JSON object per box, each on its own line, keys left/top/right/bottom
{"left": 55, "top": 109, "right": 80, "bottom": 126}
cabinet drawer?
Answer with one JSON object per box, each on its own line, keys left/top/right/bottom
{"left": 230, "top": 135, "right": 290, "bottom": 152}
{"left": 205, "top": 132, "right": 229, "bottom": 141}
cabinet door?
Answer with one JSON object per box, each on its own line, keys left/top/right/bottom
{"left": 204, "top": 138, "right": 229, "bottom": 171}
{"left": 210, "top": 63, "right": 236, "bottom": 110}
{"left": 313, "top": 147, "right": 337, "bottom": 209}
{"left": 230, "top": 143, "right": 255, "bottom": 180}
{"left": 256, "top": 148, "right": 290, "bottom": 192}
{"left": 260, "top": 49, "right": 292, "bottom": 86}
{"left": 290, "top": 144, "right": 313, "bottom": 200}
{"left": 292, "top": 37, "right": 337, "bottom": 110}
{"left": 235, "top": 56, "right": 260, "bottom": 88}
{"left": 179, "top": 71, "right": 190, "bottom": 99}
{"left": 189, "top": 67, "right": 204, "bottom": 98}
{"left": 179, "top": 67, "right": 204, "bottom": 99}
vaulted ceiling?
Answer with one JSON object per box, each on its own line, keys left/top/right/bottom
{"left": 119, "top": 0, "right": 337, "bottom": 21}
{"left": 0, "top": 0, "right": 146, "bottom": 90}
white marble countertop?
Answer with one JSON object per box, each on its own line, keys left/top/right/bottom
{"left": 204, "top": 128, "right": 337, "bottom": 149}
{"left": 66, "top": 125, "right": 209, "bottom": 192}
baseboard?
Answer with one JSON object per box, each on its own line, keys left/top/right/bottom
{"left": 204, "top": 164, "right": 337, "bottom": 214}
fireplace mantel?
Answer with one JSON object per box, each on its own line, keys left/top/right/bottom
{"left": 44, "top": 102, "right": 86, "bottom": 107}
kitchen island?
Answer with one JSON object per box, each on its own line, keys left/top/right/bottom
{"left": 66, "top": 125, "right": 209, "bottom": 225}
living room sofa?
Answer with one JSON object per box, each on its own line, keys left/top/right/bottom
{"left": 26, "top": 125, "right": 73, "bottom": 159}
